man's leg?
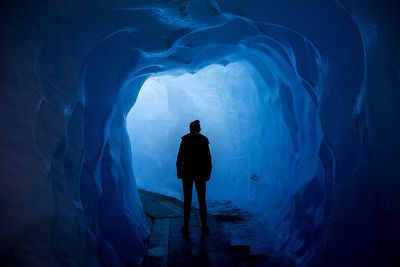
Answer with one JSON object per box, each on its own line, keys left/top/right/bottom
{"left": 182, "top": 178, "right": 193, "bottom": 230}
{"left": 194, "top": 179, "right": 208, "bottom": 232}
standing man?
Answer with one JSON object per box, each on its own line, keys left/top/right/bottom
{"left": 176, "top": 120, "right": 212, "bottom": 235}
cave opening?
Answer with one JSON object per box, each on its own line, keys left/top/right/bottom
{"left": 126, "top": 61, "right": 270, "bottom": 204}
{"left": 76, "top": 10, "right": 333, "bottom": 265}
{"left": 125, "top": 57, "right": 326, "bottom": 261}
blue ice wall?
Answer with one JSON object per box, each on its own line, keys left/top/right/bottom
{"left": 0, "top": 0, "right": 399, "bottom": 266}
{"left": 127, "top": 58, "right": 326, "bottom": 265}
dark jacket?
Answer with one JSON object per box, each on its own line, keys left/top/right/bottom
{"left": 176, "top": 133, "right": 212, "bottom": 181}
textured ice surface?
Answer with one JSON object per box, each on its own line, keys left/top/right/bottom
{"left": 128, "top": 54, "right": 325, "bottom": 266}
{"left": 2, "top": 0, "right": 399, "bottom": 266}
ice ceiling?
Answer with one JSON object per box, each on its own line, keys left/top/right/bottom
{"left": 5, "top": 0, "right": 398, "bottom": 267}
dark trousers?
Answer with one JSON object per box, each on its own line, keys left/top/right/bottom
{"left": 182, "top": 178, "right": 207, "bottom": 227}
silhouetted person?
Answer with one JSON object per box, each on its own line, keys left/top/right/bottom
{"left": 176, "top": 120, "right": 212, "bottom": 235}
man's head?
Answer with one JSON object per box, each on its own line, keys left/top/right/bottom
{"left": 190, "top": 120, "right": 201, "bottom": 134}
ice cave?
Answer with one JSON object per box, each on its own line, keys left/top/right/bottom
{"left": 0, "top": 0, "right": 399, "bottom": 267}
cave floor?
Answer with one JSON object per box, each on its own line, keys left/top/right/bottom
{"left": 139, "top": 190, "right": 270, "bottom": 267}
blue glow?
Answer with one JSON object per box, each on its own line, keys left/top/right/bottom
{"left": 5, "top": 1, "right": 397, "bottom": 267}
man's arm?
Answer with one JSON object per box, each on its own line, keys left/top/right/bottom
{"left": 176, "top": 139, "right": 185, "bottom": 179}
{"left": 205, "top": 142, "right": 212, "bottom": 181}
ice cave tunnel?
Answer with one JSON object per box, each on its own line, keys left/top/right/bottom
{"left": 1, "top": 1, "right": 399, "bottom": 267}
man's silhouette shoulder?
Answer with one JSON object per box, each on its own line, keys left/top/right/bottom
{"left": 181, "top": 133, "right": 209, "bottom": 144}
